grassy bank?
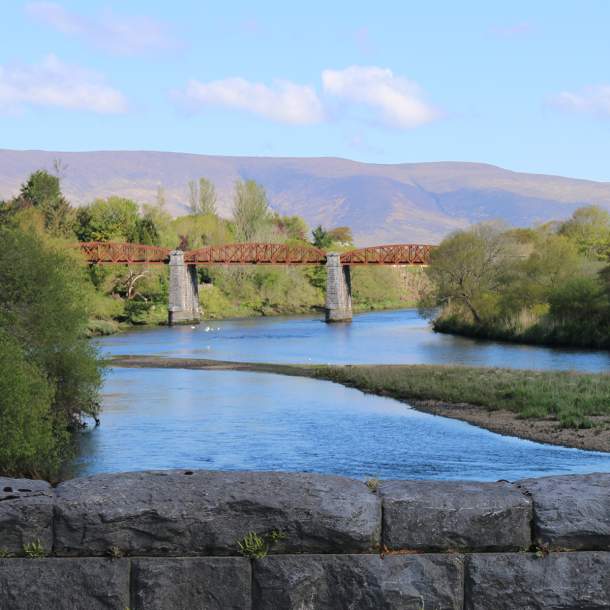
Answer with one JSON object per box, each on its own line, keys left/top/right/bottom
{"left": 110, "top": 356, "right": 610, "bottom": 451}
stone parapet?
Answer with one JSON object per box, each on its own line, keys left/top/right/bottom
{"left": 0, "top": 470, "right": 609, "bottom": 608}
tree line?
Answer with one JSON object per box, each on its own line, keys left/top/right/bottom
{"left": 421, "top": 206, "right": 610, "bottom": 349}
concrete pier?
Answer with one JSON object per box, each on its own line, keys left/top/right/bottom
{"left": 168, "top": 250, "right": 200, "bottom": 325}
{"left": 325, "top": 252, "right": 352, "bottom": 322}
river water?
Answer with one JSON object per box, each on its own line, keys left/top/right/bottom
{"left": 76, "top": 309, "right": 610, "bottom": 481}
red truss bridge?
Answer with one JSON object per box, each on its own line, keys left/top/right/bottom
{"left": 72, "top": 240, "right": 435, "bottom": 324}
{"left": 74, "top": 241, "right": 434, "bottom": 266}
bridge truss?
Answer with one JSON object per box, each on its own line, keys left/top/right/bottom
{"left": 73, "top": 242, "right": 433, "bottom": 266}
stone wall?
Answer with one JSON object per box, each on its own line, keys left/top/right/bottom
{"left": 1, "top": 470, "right": 609, "bottom": 609}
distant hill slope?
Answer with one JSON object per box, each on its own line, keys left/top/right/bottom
{"left": 2, "top": 149, "right": 610, "bottom": 244}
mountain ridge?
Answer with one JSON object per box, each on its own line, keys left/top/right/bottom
{"left": 1, "top": 148, "right": 609, "bottom": 244}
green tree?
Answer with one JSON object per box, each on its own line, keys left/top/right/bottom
{"left": 559, "top": 205, "right": 610, "bottom": 261}
{"left": 14, "top": 170, "right": 74, "bottom": 238}
{"left": 273, "top": 214, "right": 309, "bottom": 242}
{"left": 425, "top": 224, "right": 513, "bottom": 324}
{"left": 0, "top": 227, "right": 103, "bottom": 478}
{"left": 76, "top": 196, "right": 141, "bottom": 242}
{"left": 155, "top": 185, "right": 166, "bottom": 211}
{"left": 0, "top": 331, "right": 58, "bottom": 478}
{"left": 198, "top": 178, "right": 217, "bottom": 215}
{"left": 312, "top": 225, "right": 332, "bottom": 249}
{"left": 188, "top": 180, "right": 198, "bottom": 214}
{"left": 327, "top": 226, "right": 354, "bottom": 246}
{"left": 232, "top": 180, "right": 271, "bottom": 241}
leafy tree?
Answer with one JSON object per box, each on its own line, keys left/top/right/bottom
{"left": 0, "top": 227, "right": 103, "bottom": 478}
{"left": 187, "top": 178, "right": 217, "bottom": 215}
{"left": 327, "top": 226, "right": 354, "bottom": 246}
{"left": 14, "top": 170, "right": 74, "bottom": 238}
{"left": 187, "top": 180, "right": 198, "bottom": 214}
{"left": 76, "top": 196, "right": 141, "bottom": 242}
{"left": 198, "top": 178, "right": 217, "bottom": 215}
{"left": 155, "top": 185, "right": 166, "bottom": 211}
{"left": 232, "top": 180, "right": 271, "bottom": 241}
{"left": 425, "top": 224, "right": 514, "bottom": 324}
{"left": 559, "top": 205, "right": 610, "bottom": 261}
{"left": 0, "top": 331, "right": 59, "bottom": 478}
{"left": 312, "top": 225, "right": 332, "bottom": 249}
{"left": 273, "top": 214, "right": 309, "bottom": 242}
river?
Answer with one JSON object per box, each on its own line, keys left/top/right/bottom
{"left": 75, "top": 309, "right": 610, "bottom": 481}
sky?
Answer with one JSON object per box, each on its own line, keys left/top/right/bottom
{"left": 1, "top": 1, "right": 610, "bottom": 181}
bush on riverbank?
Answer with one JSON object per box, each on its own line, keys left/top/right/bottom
{"left": 0, "top": 226, "right": 103, "bottom": 479}
{"left": 421, "top": 208, "right": 610, "bottom": 350}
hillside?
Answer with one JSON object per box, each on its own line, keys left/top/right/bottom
{"left": 2, "top": 149, "right": 610, "bottom": 244}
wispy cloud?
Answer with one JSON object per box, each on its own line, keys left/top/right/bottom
{"left": 0, "top": 54, "right": 128, "bottom": 114}
{"left": 174, "top": 77, "right": 325, "bottom": 125}
{"left": 322, "top": 66, "right": 439, "bottom": 129}
{"left": 25, "top": 2, "right": 177, "bottom": 55}
{"left": 550, "top": 85, "right": 610, "bottom": 118}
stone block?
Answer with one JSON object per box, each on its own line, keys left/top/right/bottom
{"left": 517, "top": 472, "right": 610, "bottom": 550}
{"left": 0, "top": 477, "right": 54, "bottom": 556}
{"left": 253, "top": 553, "right": 464, "bottom": 609}
{"left": 465, "top": 551, "right": 610, "bottom": 610}
{"left": 379, "top": 480, "right": 531, "bottom": 551}
{"left": 0, "top": 558, "right": 129, "bottom": 610}
{"left": 54, "top": 470, "right": 381, "bottom": 556}
{"left": 132, "top": 557, "right": 250, "bottom": 610}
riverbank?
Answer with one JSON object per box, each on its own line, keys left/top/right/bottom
{"left": 88, "top": 300, "right": 418, "bottom": 337}
{"left": 109, "top": 356, "right": 610, "bottom": 453}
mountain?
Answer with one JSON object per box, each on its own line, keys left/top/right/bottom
{"left": 2, "top": 149, "right": 610, "bottom": 245}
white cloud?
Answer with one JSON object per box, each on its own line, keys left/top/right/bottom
{"left": 176, "top": 77, "right": 324, "bottom": 125}
{"left": 322, "top": 66, "right": 438, "bottom": 128}
{"left": 0, "top": 55, "right": 128, "bottom": 114}
{"left": 551, "top": 86, "right": 610, "bottom": 118}
{"left": 26, "top": 2, "right": 176, "bottom": 55}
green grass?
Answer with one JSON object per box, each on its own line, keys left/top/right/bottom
{"left": 311, "top": 364, "right": 610, "bottom": 429}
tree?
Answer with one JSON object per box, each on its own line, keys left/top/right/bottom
{"left": 76, "top": 196, "right": 141, "bottom": 242}
{"left": 15, "top": 170, "right": 74, "bottom": 238}
{"left": 0, "top": 227, "right": 103, "bottom": 478}
{"left": 559, "top": 206, "right": 610, "bottom": 261}
{"left": 232, "top": 180, "right": 271, "bottom": 241}
{"left": 155, "top": 185, "right": 166, "bottom": 211}
{"left": 188, "top": 180, "right": 198, "bottom": 214}
{"left": 0, "top": 331, "right": 58, "bottom": 478}
{"left": 328, "top": 226, "right": 353, "bottom": 246}
{"left": 198, "top": 178, "right": 217, "bottom": 215}
{"left": 273, "top": 214, "right": 309, "bottom": 241}
{"left": 425, "top": 224, "right": 514, "bottom": 324}
{"left": 312, "top": 225, "right": 332, "bottom": 249}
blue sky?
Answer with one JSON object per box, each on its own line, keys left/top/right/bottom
{"left": 1, "top": 1, "right": 610, "bottom": 180}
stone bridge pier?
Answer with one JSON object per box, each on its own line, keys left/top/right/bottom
{"left": 168, "top": 250, "right": 200, "bottom": 326}
{"left": 325, "top": 253, "right": 352, "bottom": 323}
